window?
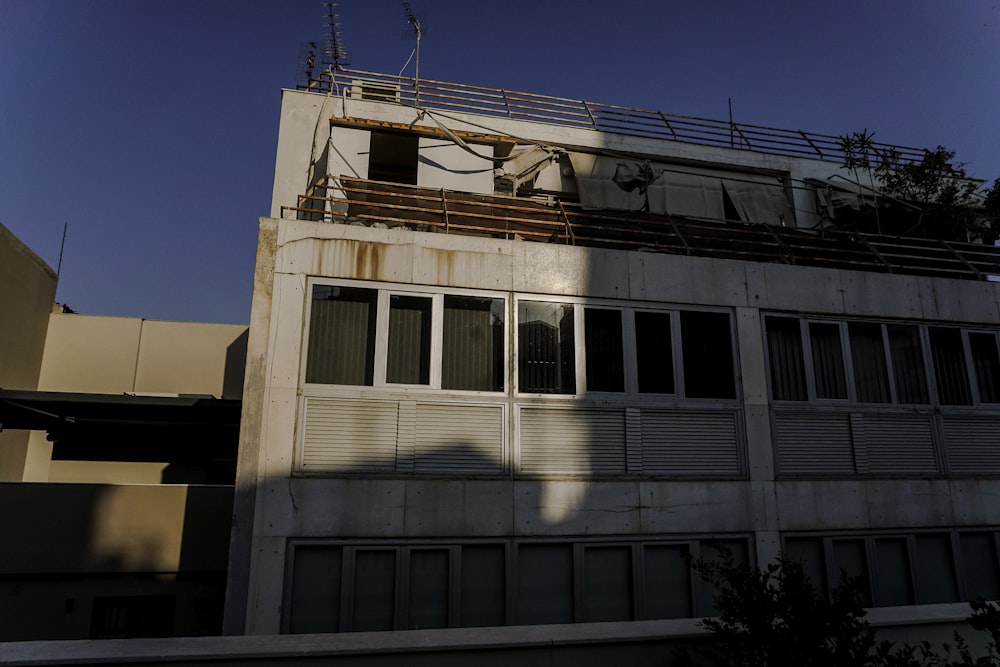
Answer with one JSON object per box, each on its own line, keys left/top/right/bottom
{"left": 849, "top": 322, "right": 890, "bottom": 403}
{"left": 517, "top": 300, "right": 737, "bottom": 400}
{"left": 442, "top": 296, "right": 505, "bottom": 392}
{"left": 306, "top": 286, "right": 377, "bottom": 385}
{"left": 584, "top": 308, "right": 625, "bottom": 392}
{"left": 90, "top": 595, "right": 175, "bottom": 639}
{"left": 287, "top": 537, "right": 745, "bottom": 633}
{"left": 583, "top": 546, "right": 633, "bottom": 622}
{"left": 368, "top": 130, "right": 418, "bottom": 184}
{"left": 765, "top": 316, "right": 807, "bottom": 401}
{"left": 305, "top": 283, "right": 506, "bottom": 392}
{"left": 517, "top": 301, "right": 575, "bottom": 394}
{"left": 888, "top": 324, "right": 929, "bottom": 404}
{"left": 517, "top": 544, "right": 574, "bottom": 624}
{"left": 809, "top": 322, "right": 848, "bottom": 399}
{"left": 635, "top": 311, "right": 674, "bottom": 394}
{"left": 970, "top": 332, "right": 1000, "bottom": 403}
{"left": 386, "top": 295, "right": 431, "bottom": 385}
{"left": 681, "top": 311, "right": 736, "bottom": 399}
{"left": 781, "top": 529, "right": 1000, "bottom": 607}
{"left": 930, "top": 327, "right": 972, "bottom": 405}
{"left": 765, "top": 316, "right": 999, "bottom": 407}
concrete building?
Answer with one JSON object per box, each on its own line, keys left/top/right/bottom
{"left": 222, "top": 67, "right": 1000, "bottom": 658}
{"left": 0, "top": 226, "right": 247, "bottom": 642}
{"left": 0, "top": 221, "right": 58, "bottom": 481}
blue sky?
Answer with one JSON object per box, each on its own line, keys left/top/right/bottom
{"left": 1, "top": 0, "right": 998, "bottom": 324}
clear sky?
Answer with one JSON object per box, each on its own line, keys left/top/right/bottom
{"left": 1, "top": 0, "right": 998, "bottom": 324}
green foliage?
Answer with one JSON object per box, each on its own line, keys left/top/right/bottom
{"left": 835, "top": 132, "right": 998, "bottom": 242}
{"left": 679, "top": 549, "right": 1000, "bottom": 667}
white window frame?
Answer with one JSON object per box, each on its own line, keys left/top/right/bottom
{"left": 302, "top": 278, "right": 510, "bottom": 397}
{"left": 513, "top": 295, "right": 738, "bottom": 402}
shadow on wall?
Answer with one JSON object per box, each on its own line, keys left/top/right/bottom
{"left": 0, "top": 482, "right": 233, "bottom": 641}
{"left": 223, "top": 329, "right": 249, "bottom": 400}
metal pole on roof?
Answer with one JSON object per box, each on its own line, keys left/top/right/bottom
{"left": 403, "top": 2, "right": 421, "bottom": 105}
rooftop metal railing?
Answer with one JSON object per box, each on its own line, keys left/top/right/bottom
{"left": 298, "top": 68, "right": 928, "bottom": 166}
{"left": 282, "top": 177, "right": 1000, "bottom": 282}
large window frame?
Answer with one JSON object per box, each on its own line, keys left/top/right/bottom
{"left": 284, "top": 535, "right": 751, "bottom": 634}
{"left": 783, "top": 528, "right": 1000, "bottom": 608}
{"left": 764, "top": 315, "right": 1000, "bottom": 408}
{"left": 303, "top": 279, "right": 509, "bottom": 396}
{"left": 514, "top": 296, "right": 739, "bottom": 401}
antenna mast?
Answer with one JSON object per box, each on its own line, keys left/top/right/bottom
{"left": 402, "top": 1, "right": 421, "bottom": 105}
{"left": 322, "top": 2, "right": 350, "bottom": 71}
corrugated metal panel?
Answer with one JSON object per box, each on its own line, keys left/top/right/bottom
{"left": 862, "top": 413, "right": 939, "bottom": 475}
{"left": 942, "top": 414, "right": 1000, "bottom": 475}
{"left": 300, "top": 397, "right": 398, "bottom": 472}
{"left": 519, "top": 406, "right": 626, "bottom": 475}
{"left": 773, "top": 410, "right": 855, "bottom": 476}
{"left": 414, "top": 403, "right": 505, "bottom": 474}
{"left": 640, "top": 409, "right": 741, "bottom": 476}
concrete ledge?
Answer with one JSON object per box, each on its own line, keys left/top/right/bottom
{"left": 0, "top": 619, "right": 706, "bottom": 665}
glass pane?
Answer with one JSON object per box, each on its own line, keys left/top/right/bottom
{"left": 442, "top": 296, "right": 504, "bottom": 392}
{"left": 810, "top": 322, "right": 848, "bottom": 399}
{"left": 888, "top": 324, "right": 930, "bottom": 404}
{"left": 635, "top": 311, "right": 674, "bottom": 394}
{"left": 584, "top": 546, "right": 633, "bottom": 622}
{"left": 517, "top": 302, "right": 575, "bottom": 394}
{"left": 517, "top": 544, "right": 573, "bottom": 625}
{"left": 970, "top": 332, "right": 1000, "bottom": 403}
{"left": 960, "top": 533, "right": 1000, "bottom": 600}
{"left": 306, "top": 286, "right": 377, "bottom": 385}
{"left": 289, "top": 546, "right": 342, "bottom": 633}
{"left": 696, "top": 540, "right": 747, "bottom": 615}
{"left": 766, "top": 316, "right": 807, "bottom": 401}
{"left": 915, "top": 534, "right": 958, "bottom": 603}
{"left": 584, "top": 308, "right": 624, "bottom": 392}
{"left": 929, "top": 327, "right": 972, "bottom": 405}
{"left": 849, "top": 322, "right": 891, "bottom": 403}
{"left": 353, "top": 550, "right": 396, "bottom": 631}
{"left": 784, "top": 537, "right": 827, "bottom": 599}
{"left": 386, "top": 295, "right": 432, "bottom": 384}
{"left": 408, "top": 549, "right": 449, "bottom": 630}
{"left": 460, "top": 545, "right": 505, "bottom": 627}
{"left": 642, "top": 544, "right": 691, "bottom": 620}
{"left": 680, "top": 311, "right": 736, "bottom": 399}
{"left": 874, "top": 538, "right": 912, "bottom": 606}
{"left": 832, "top": 539, "right": 870, "bottom": 606}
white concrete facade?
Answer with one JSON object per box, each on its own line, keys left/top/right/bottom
{"left": 227, "top": 82, "right": 1000, "bottom": 647}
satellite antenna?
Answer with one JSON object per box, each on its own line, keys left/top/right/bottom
{"left": 401, "top": 1, "right": 422, "bottom": 104}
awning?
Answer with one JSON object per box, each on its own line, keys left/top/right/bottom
{"left": 0, "top": 389, "right": 241, "bottom": 464}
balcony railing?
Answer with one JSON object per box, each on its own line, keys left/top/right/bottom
{"left": 297, "top": 68, "right": 928, "bottom": 166}
{"left": 283, "top": 176, "right": 1000, "bottom": 282}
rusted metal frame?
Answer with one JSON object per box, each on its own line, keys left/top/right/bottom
{"left": 336, "top": 67, "right": 929, "bottom": 167}
{"left": 441, "top": 189, "right": 450, "bottom": 233}
{"left": 343, "top": 211, "right": 560, "bottom": 241}
{"left": 758, "top": 224, "right": 795, "bottom": 264}
{"left": 329, "top": 117, "right": 514, "bottom": 146}
{"left": 798, "top": 130, "right": 825, "bottom": 159}
{"left": 657, "top": 112, "right": 679, "bottom": 140}
{"left": 853, "top": 236, "right": 896, "bottom": 273}
{"left": 579, "top": 101, "right": 599, "bottom": 130}
{"left": 556, "top": 200, "right": 576, "bottom": 245}
{"left": 349, "top": 198, "right": 565, "bottom": 231}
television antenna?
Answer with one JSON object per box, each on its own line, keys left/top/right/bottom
{"left": 401, "top": 1, "right": 423, "bottom": 104}
{"left": 295, "top": 4, "right": 350, "bottom": 88}
{"left": 322, "top": 2, "right": 351, "bottom": 70}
